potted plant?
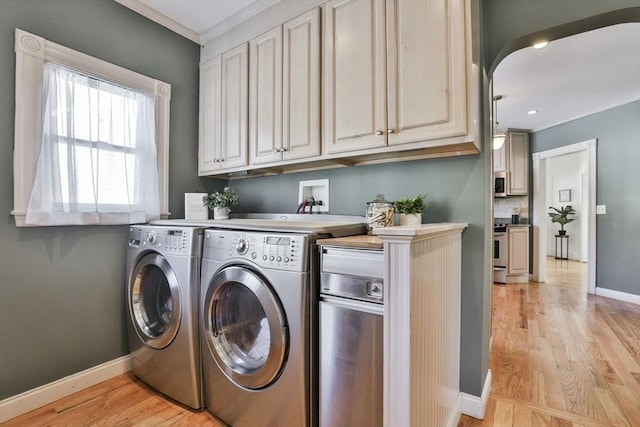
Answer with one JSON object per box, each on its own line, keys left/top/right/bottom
{"left": 394, "top": 194, "right": 427, "bottom": 226}
{"left": 548, "top": 205, "right": 576, "bottom": 235}
{"left": 202, "top": 187, "right": 238, "bottom": 220}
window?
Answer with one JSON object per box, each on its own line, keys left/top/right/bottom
{"left": 13, "top": 29, "right": 170, "bottom": 226}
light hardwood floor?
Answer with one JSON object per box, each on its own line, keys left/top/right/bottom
{"left": 4, "top": 258, "right": 638, "bottom": 426}
{"left": 460, "top": 258, "right": 640, "bottom": 426}
{"left": 2, "top": 374, "right": 225, "bottom": 426}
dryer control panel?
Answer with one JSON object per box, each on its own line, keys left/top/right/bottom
{"left": 204, "top": 229, "right": 308, "bottom": 272}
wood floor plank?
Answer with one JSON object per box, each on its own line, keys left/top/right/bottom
{"left": 460, "top": 258, "right": 640, "bottom": 427}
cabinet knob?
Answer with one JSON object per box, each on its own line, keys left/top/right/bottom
{"left": 387, "top": 128, "right": 395, "bottom": 134}
{"left": 280, "top": 147, "right": 287, "bottom": 152}
{"left": 273, "top": 148, "right": 280, "bottom": 153}
{"left": 375, "top": 130, "right": 383, "bottom": 136}
{"left": 213, "top": 158, "right": 219, "bottom": 163}
{"left": 220, "top": 158, "right": 225, "bottom": 162}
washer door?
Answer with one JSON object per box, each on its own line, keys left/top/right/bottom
{"left": 204, "top": 265, "right": 288, "bottom": 390}
{"left": 128, "top": 253, "right": 181, "bottom": 350}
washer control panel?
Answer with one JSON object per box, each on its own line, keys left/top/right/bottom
{"left": 128, "top": 226, "right": 197, "bottom": 255}
{"left": 204, "top": 229, "right": 308, "bottom": 272}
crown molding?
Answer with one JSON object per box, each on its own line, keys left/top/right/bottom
{"left": 200, "top": 0, "right": 282, "bottom": 42}
{"left": 114, "top": 0, "right": 200, "bottom": 44}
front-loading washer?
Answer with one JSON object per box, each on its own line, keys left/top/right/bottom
{"left": 125, "top": 225, "right": 204, "bottom": 409}
{"left": 200, "top": 228, "right": 315, "bottom": 427}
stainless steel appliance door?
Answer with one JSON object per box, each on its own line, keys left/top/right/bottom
{"left": 320, "top": 297, "right": 383, "bottom": 427}
{"left": 128, "top": 253, "right": 182, "bottom": 350}
{"left": 203, "top": 265, "right": 289, "bottom": 390}
{"left": 494, "top": 171, "right": 507, "bottom": 197}
{"left": 494, "top": 232, "right": 508, "bottom": 267}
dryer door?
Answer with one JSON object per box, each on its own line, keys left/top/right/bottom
{"left": 204, "top": 265, "right": 288, "bottom": 390}
{"left": 128, "top": 253, "right": 182, "bottom": 350}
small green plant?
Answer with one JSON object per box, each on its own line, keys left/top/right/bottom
{"left": 202, "top": 187, "right": 238, "bottom": 209}
{"left": 394, "top": 194, "right": 427, "bottom": 214}
{"left": 548, "top": 205, "right": 576, "bottom": 232}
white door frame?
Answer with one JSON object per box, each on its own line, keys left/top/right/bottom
{"left": 532, "top": 139, "right": 597, "bottom": 293}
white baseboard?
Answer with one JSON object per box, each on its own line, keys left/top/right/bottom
{"left": 461, "top": 369, "right": 492, "bottom": 419}
{"left": 0, "top": 355, "right": 132, "bottom": 423}
{"left": 595, "top": 287, "right": 640, "bottom": 305}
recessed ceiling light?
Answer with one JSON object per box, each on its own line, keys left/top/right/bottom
{"left": 532, "top": 41, "right": 549, "bottom": 49}
{"left": 528, "top": 110, "right": 538, "bottom": 115}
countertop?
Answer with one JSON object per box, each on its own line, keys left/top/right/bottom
{"left": 316, "top": 234, "right": 383, "bottom": 249}
{"left": 373, "top": 222, "right": 468, "bottom": 237}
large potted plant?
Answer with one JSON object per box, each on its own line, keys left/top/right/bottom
{"left": 548, "top": 205, "right": 576, "bottom": 235}
{"left": 202, "top": 187, "right": 238, "bottom": 220}
{"left": 394, "top": 194, "right": 427, "bottom": 226}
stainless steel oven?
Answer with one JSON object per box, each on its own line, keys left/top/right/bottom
{"left": 495, "top": 171, "right": 507, "bottom": 198}
{"left": 494, "top": 228, "right": 508, "bottom": 268}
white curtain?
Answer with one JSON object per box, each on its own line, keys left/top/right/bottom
{"left": 26, "top": 63, "right": 160, "bottom": 226}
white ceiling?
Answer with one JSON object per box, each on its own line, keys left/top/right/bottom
{"left": 116, "top": 1, "right": 640, "bottom": 133}
{"left": 115, "top": 0, "right": 282, "bottom": 43}
{"left": 493, "top": 23, "right": 640, "bottom": 132}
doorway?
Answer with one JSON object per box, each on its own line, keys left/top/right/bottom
{"left": 532, "top": 140, "right": 597, "bottom": 293}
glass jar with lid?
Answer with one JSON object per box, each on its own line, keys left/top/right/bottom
{"left": 366, "top": 194, "right": 394, "bottom": 234}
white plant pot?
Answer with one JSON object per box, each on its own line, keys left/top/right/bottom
{"left": 399, "top": 213, "right": 421, "bottom": 226}
{"left": 213, "top": 207, "right": 230, "bottom": 220}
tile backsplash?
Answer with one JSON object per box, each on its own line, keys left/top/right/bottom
{"left": 494, "top": 196, "right": 528, "bottom": 221}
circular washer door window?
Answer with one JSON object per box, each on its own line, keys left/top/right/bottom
{"left": 204, "top": 265, "right": 288, "bottom": 390}
{"left": 129, "top": 253, "right": 181, "bottom": 349}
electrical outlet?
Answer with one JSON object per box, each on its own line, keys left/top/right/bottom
{"left": 596, "top": 205, "right": 606, "bottom": 214}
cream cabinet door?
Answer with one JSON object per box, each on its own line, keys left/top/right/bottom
{"left": 386, "top": 0, "right": 468, "bottom": 146}
{"left": 508, "top": 227, "right": 529, "bottom": 275}
{"left": 249, "top": 27, "right": 283, "bottom": 165}
{"left": 199, "top": 56, "right": 223, "bottom": 174}
{"left": 282, "top": 8, "right": 321, "bottom": 161}
{"left": 493, "top": 142, "right": 507, "bottom": 172}
{"left": 508, "top": 131, "right": 529, "bottom": 195}
{"left": 220, "top": 43, "right": 249, "bottom": 170}
{"left": 323, "top": 0, "right": 387, "bottom": 154}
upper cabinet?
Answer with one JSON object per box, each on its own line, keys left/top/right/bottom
{"left": 493, "top": 129, "right": 529, "bottom": 195}
{"left": 508, "top": 131, "right": 528, "bottom": 195}
{"left": 199, "top": 43, "right": 249, "bottom": 175}
{"left": 323, "top": 0, "right": 473, "bottom": 155}
{"left": 249, "top": 8, "right": 321, "bottom": 166}
{"left": 198, "top": 0, "right": 478, "bottom": 178}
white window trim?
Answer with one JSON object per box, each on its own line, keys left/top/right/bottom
{"left": 12, "top": 28, "right": 170, "bottom": 226}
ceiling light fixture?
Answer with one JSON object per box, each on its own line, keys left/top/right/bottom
{"left": 532, "top": 41, "right": 549, "bottom": 49}
{"left": 492, "top": 95, "right": 506, "bottom": 150}
{"left": 528, "top": 110, "right": 538, "bottom": 115}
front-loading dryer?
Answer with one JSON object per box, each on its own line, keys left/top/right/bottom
{"left": 200, "top": 229, "right": 314, "bottom": 427}
{"left": 125, "top": 225, "right": 204, "bottom": 409}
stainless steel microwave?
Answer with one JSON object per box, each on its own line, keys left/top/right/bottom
{"left": 494, "top": 171, "right": 507, "bottom": 197}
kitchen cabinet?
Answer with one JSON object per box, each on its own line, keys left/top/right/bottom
{"left": 507, "top": 226, "right": 529, "bottom": 278}
{"left": 249, "top": 8, "right": 320, "bottom": 166}
{"left": 323, "top": 0, "right": 472, "bottom": 155}
{"left": 199, "top": 43, "right": 248, "bottom": 174}
{"left": 493, "top": 129, "right": 529, "bottom": 195}
{"left": 508, "top": 130, "right": 529, "bottom": 195}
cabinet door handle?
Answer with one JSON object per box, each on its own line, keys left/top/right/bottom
{"left": 273, "top": 148, "right": 280, "bottom": 153}
{"left": 280, "top": 147, "right": 287, "bottom": 152}
{"left": 220, "top": 158, "right": 225, "bottom": 162}
{"left": 213, "top": 158, "right": 219, "bottom": 163}
{"left": 387, "top": 128, "right": 395, "bottom": 134}
{"left": 375, "top": 130, "right": 383, "bottom": 136}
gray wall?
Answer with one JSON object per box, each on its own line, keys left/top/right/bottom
{"left": 0, "top": 0, "right": 202, "bottom": 399}
{"left": 532, "top": 101, "right": 640, "bottom": 295}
